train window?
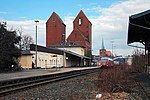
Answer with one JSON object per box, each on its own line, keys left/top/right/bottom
{"left": 102, "top": 59, "right": 107, "bottom": 63}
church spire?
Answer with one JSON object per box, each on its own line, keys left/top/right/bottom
{"left": 101, "top": 38, "right": 105, "bottom": 50}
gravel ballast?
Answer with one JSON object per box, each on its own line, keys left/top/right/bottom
{"left": 0, "top": 72, "right": 99, "bottom": 100}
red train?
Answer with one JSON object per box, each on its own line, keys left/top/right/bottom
{"left": 100, "top": 57, "right": 113, "bottom": 67}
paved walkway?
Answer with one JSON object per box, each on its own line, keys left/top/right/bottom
{"left": 0, "top": 67, "right": 98, "bottom": 81}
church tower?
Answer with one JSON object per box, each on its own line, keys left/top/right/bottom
{"left": 99, "top": 38, "right": 106, "bottom": 58}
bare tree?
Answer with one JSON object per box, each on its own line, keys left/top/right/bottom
{"left": 16, "top": 26, "right": 22, "bottom": 50}
{"left": 21, "top": 34, "right": 34, "bottom": 50}
{"left": 132, "top": 48, "right": 146, "bottom": 72}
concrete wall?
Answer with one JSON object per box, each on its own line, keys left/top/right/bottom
{"left": 19, "top": 49, "right": 87, "bottom": 69}
{"left": 19, "top": 55, "right": 33, "bottom": 69}
{"left": 31, "top": 51, "right": 64, "bottom": 68}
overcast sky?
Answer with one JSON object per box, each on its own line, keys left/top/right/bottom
{"left": 0, "top": 0, "right": 150, "bottom": 56}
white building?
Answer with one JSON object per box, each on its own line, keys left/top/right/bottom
{"left": 19, "top": 44, "right": 90, "bottom": 69}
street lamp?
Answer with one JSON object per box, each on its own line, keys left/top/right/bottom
{"left": 89, "top": 49, "right": 93, "bottom": 66}
{"left": 62, "top": 33, "right": 66, "bottom": 67}
{"left": 35, "top": 20, "right": 39, "bottom": 69}
{"left": 90, "top": 50, "right": 92, "bottom": 66}
{"left": 110, "top": 41, "right": 114, "bottom": 59}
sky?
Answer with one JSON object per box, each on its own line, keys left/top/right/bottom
{"left": 0, "top": 0, "right": 150, "bottom": 56}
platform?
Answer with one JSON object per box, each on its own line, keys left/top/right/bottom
{"left": 0, "top": 67, "right": 98, "bottom": 81}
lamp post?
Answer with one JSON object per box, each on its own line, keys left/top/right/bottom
{"left": 89, "top": 49, "right": 93, "bottom": 66}
{"left": 62, "top": 33, "right": 66, "bottom": 67}
{"left": 35, "top": 20, "right": 39, "bottom": 69}
{"left": 110, "top": 41, "right": 114, "bottom": 59}
{"left": 90, "top": 50, "right": 92, "bottom": 66}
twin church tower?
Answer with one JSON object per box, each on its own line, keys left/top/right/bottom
{"left": 46, "top": 10, "right": 92, "bottom": 57}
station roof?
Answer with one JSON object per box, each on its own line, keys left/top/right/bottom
{"left": 65, "top": 50, "right": 91, "bottom": 59}
{"left": 29, "top": 44, "right": 90, "bottom": 59}
{"left": 30, "top": 44, "right": 64, "bottom": 55}
{"left": 127, "top": 9, "right": 150, "bottom": 44}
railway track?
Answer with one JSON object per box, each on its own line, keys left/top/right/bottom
{"left": 135, "top": 78, "right": 150, "bottom": 100}
{"left": 0, "top": 67, "right": 101, "bottom": 97}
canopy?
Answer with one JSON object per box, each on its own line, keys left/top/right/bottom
{"left": 127, "top": 9, "right": 150, "bottom": 44}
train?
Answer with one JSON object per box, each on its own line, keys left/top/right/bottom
{"left": 100, "top": 57, "right": 113, "bottom": 67}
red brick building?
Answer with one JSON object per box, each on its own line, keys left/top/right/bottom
{"left": 46, "top": 12, "right": 66, "bottom": 47}
{"left": 67, "top": 10, "right": 92, "bottom": 57}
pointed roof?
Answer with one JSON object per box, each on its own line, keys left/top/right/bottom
{"left": 101, "top": 38, "right": 105, "bottom": 49}
{"left": 46, "top": 12, "right": 65, "bottom": 25}
{"left": 73, "top": 10, "right": 92, "bottom": 25}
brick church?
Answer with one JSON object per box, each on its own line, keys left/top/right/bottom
{"left": 46, "top": 10, "right": 92, "bottom": 57}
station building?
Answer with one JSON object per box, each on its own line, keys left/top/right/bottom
{"left": 19, "top": 44, "right": 89, "bottom": 69}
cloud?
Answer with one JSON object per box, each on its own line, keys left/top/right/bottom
{"left": 0, "top": 11, "right": 7, "bottom": 14}
{"left": 63, "top": 16, "right": 74, "bottom": 38}
{"left": 5, "top": 20, "right": 46, "bottom": 46}
{"left": 88, "top": 0, "right": 150, "bottom": 55}
{"left": 63, "top": 0, "right": 150, "bottom": 55}
{"left": 2, "top": 0, "right": 150, "bottom": 56}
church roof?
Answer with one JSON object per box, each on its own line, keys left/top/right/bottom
{"left": 101, "top": 38, "right": 105, "bottom": 50}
